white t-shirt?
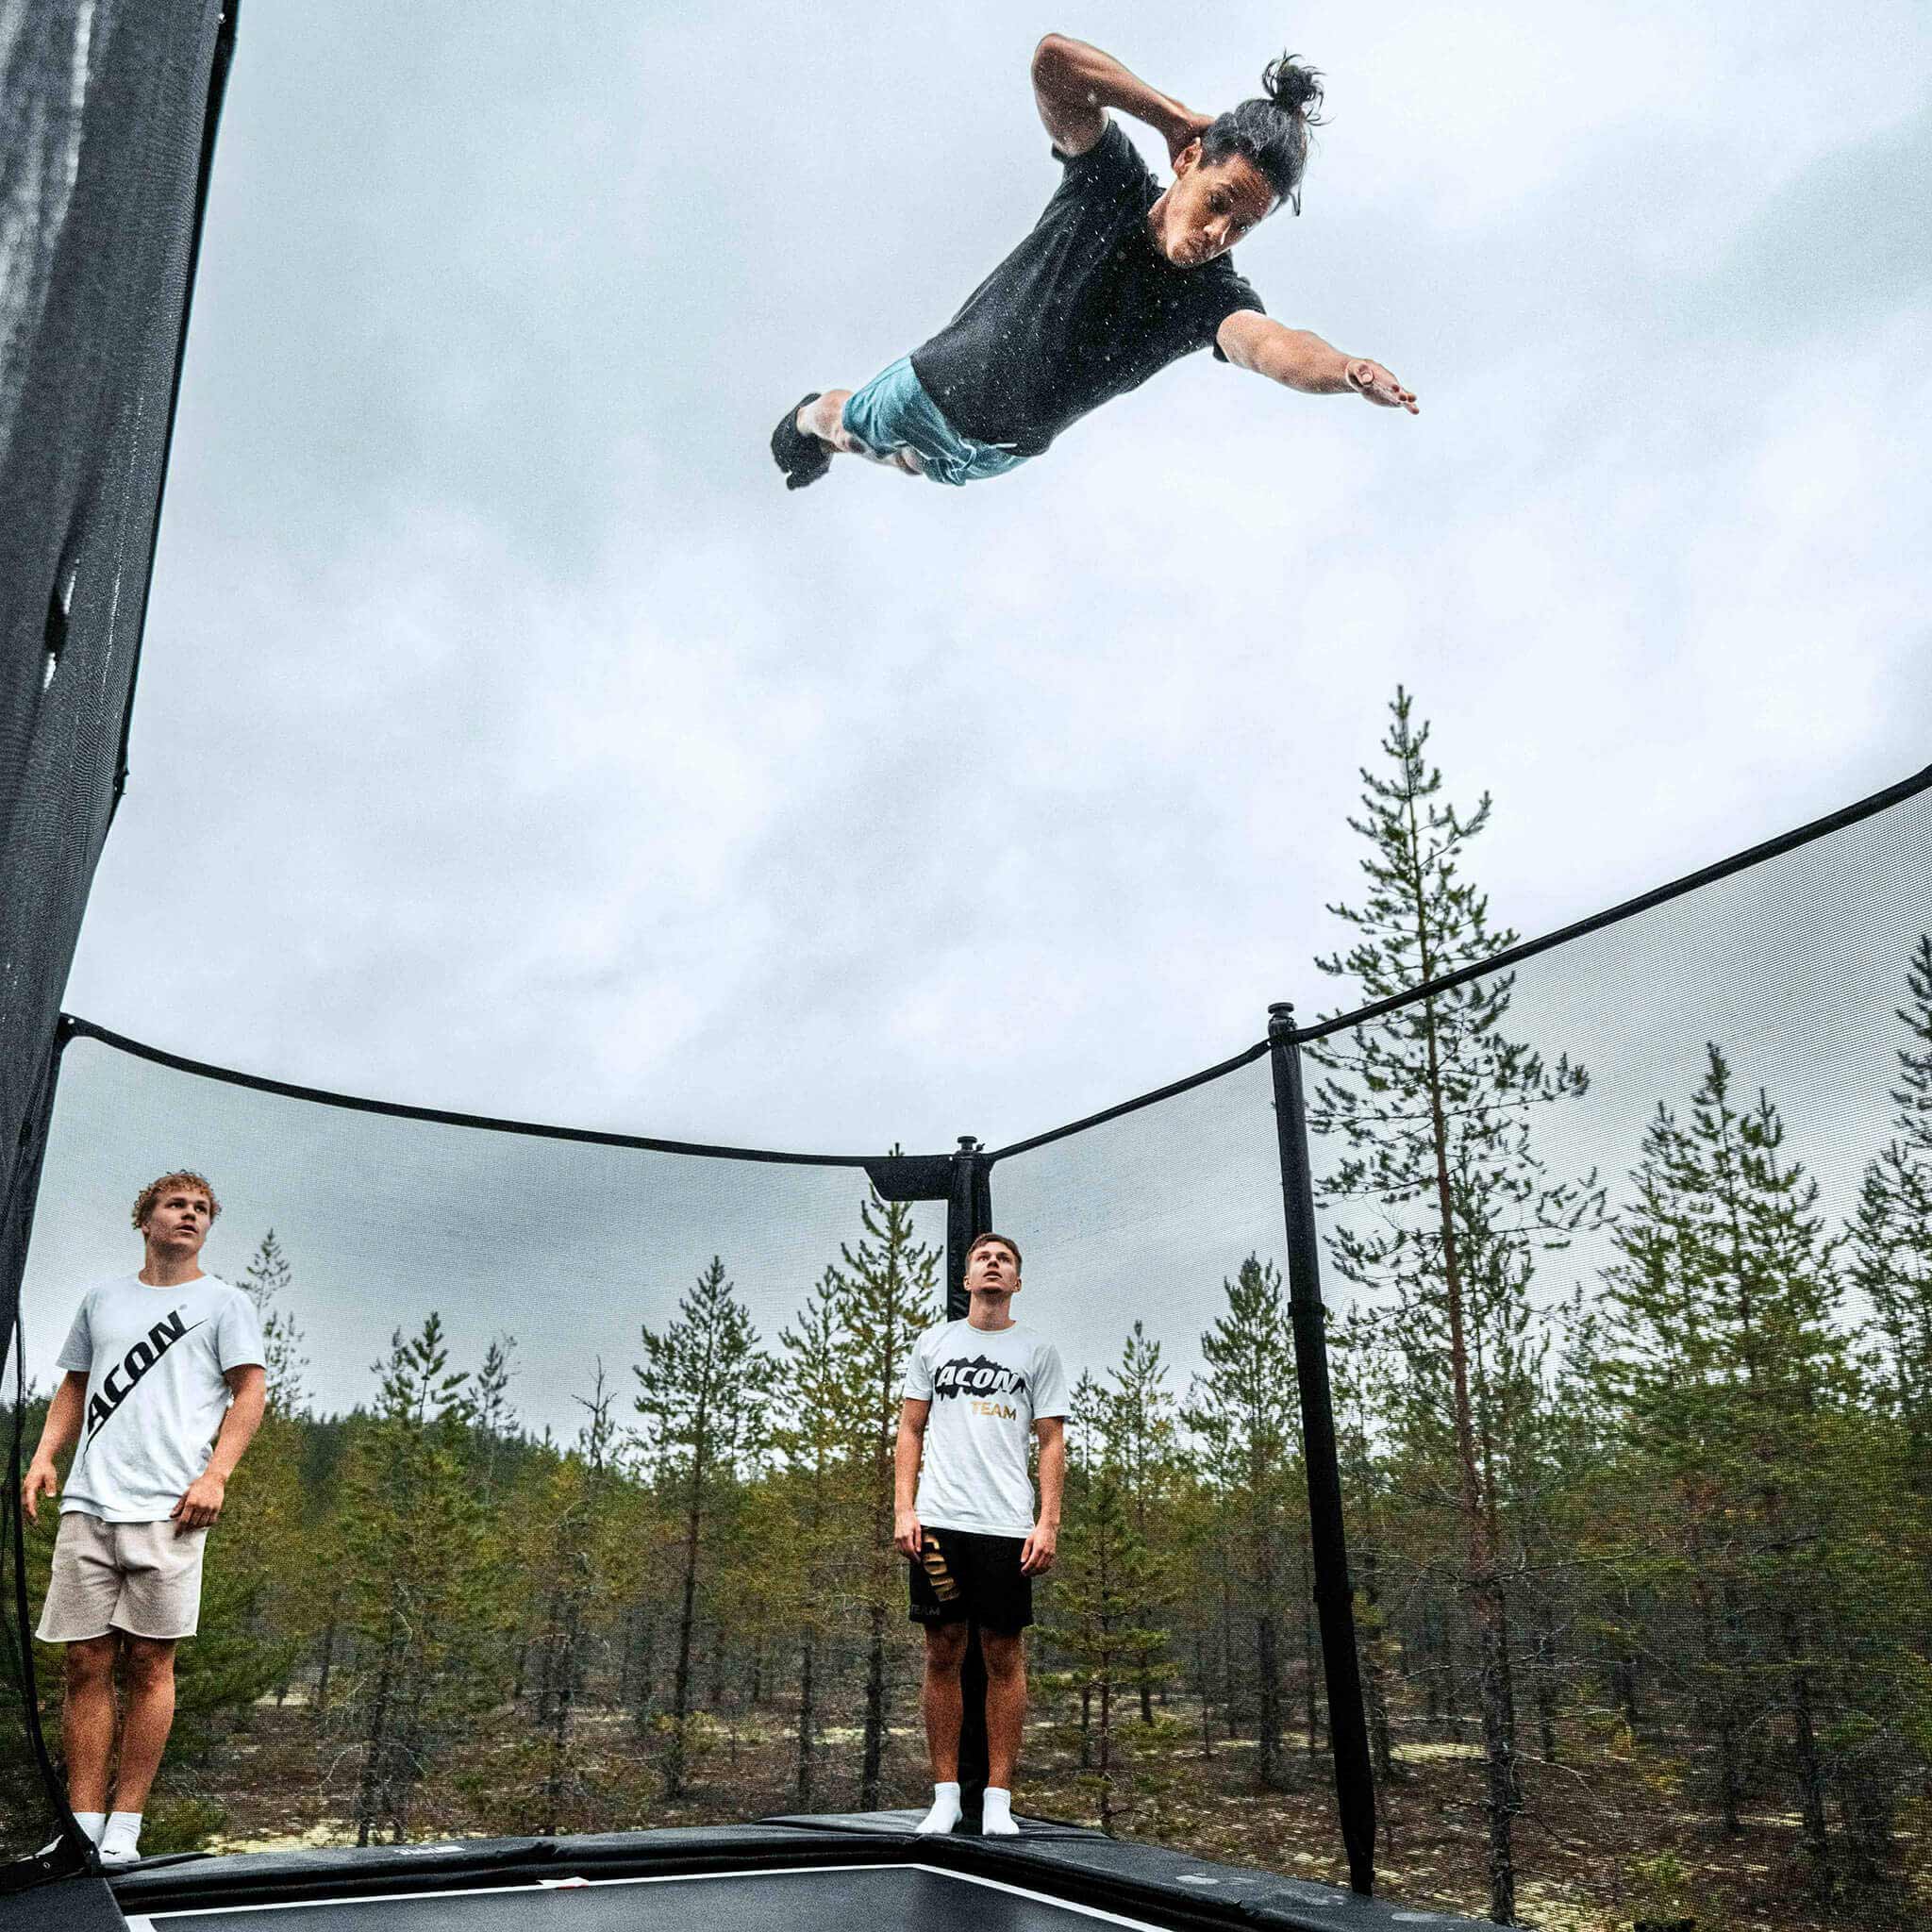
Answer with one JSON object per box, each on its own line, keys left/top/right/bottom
{"left": 902, "top": 1318, "right": 1069, "bottom": 1539}
{"left": 56, "top": 1273, "right": 266, "bottom": 1523}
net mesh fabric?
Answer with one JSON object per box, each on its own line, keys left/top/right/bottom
{"left": 1, "top": 0, "right": 229, "bottom": 1860}
{"left": 5, "top": 1036, "right": 947, "bottom": 1857}
{"left": 0, "top": 0, "right": 225, "bottom": 1274}
{"left": 1304, "top": 783, "right": 1932, "bottom": 1877}
{"left": 8, "top": 779, "right": 1932, "bottom": 1882}
{"left": 0, "top": 3, "right": 1927, "bottom": 1896}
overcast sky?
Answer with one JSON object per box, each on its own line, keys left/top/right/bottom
{"left": 24, "top": 4, "right": 1932, "bottom": 1424}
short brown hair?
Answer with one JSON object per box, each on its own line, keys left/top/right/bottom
{"left": 967, "top": 1231, "right": 1022, "bottom": 1272}
{"left": 131, "top": 1171, "right": 221, "bottom": 1231}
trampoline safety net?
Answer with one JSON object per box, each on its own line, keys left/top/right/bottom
{"left": 1, "top": 4, "right": 1928, "bottom": 1924}
{"left": 4, "top": 770, "right": 1928, "bottom": 1926}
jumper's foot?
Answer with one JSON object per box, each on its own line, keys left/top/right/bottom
{"left": 773, "top": 391, "right": 834, "bottom": 491}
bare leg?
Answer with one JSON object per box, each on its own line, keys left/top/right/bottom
{"left": 922, "top": 1623, "right": 968, "bottom": 1779}
{"left": 62, "top": 1638, "right": 117, "bottom": 1813}
{"left": 798, "top": 391, "right": 924, "bottom": 476}
{"left": 111, "top": 1637, "right": 178, "bottom": 1813}
{"left": 981, "top": 1629, "right": 1027, "bottom": 1789}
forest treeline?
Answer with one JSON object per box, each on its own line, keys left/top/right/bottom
{"left": 4, "top": 693, "right": 1926, "bottom": 1925}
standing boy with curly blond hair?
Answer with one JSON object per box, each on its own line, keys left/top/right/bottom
{"left": 20, "top": 1171, "right": 266, "bottom": 1867}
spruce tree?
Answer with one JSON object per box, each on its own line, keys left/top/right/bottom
{"left": 630, "top": 1257, "right": 774, "bottom": 1801}
{"left": 1307, "top": 688, "right": 1604, "bottom": 1924}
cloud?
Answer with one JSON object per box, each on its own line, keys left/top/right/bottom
{"left": 61, "top": 0, "right": 1931, "bottom": 1164}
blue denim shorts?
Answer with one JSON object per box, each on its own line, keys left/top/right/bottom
{"left": 841, "top": 356, "right": 1028, "bottom": 489}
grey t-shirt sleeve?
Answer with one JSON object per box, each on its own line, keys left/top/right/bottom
{"left": 56, "top": 1294, "right": 93, "bottom": 1374}
{"left": 1033, "top": 1341, "right": 1071, "bottom": 1420}
{"left": 901, "top": 1328, "right": 935, "bottom": 1402}
{"left": 215, "top": 1289, "right": 268, "bottom": 1372}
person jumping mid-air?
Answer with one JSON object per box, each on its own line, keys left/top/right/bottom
{"left": 772, "top": 33, "right": 1416, "bottom": 491}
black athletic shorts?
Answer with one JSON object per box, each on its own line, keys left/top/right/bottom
{"left": 907, "top": 1527, "right": 1033, "bottom": 1633}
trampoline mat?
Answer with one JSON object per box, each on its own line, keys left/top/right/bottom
{"left": 130, "top": 1860, "right": 1174, "bottom": 1930}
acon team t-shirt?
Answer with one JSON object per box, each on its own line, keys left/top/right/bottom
{"left": 903, "top": 1319, "right": 1069, "bottom": 1539}
{"left": 56, "top": 1273, "right": 265, "bottom": 1522}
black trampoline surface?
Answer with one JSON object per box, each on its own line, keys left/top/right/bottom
{"left": 127, "top": 1861, "right": 1178, "bottom": 1930}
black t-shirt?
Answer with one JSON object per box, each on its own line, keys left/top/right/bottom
{"left": 909, "top": 121, "right": 1266, "bottom": 458}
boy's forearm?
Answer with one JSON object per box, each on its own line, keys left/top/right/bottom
{"left": 893, "top": 1424, "right": 922, "bottom": 1512}
{"left": 1037, "top": 1436, "right": 1066, "bottom": 1529}
{"left": 204, "top": 1382, "right": 264, "bottom": 1481}
{"left": 1036, "top": 35, "right": 1194, "bottom": 152}
{"left": 1249, "top": 325, "right": 1354, "bottom": 393}
{"left": 30, "top": 1380, "right": 83, "bottom": 1468}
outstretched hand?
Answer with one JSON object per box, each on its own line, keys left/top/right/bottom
{"left": 1347, "top": 359, "right": 1419, "bottom": 414}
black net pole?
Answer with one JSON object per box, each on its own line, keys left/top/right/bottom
{"left": 2, "top": 1020, "right": 88, "bottom": 1886}
{"left": 945, "top": 1139, "right": 994, "bottom": 1828}
{"left": 1268, "top": 1002, "right": 1376, "bottom": 1894}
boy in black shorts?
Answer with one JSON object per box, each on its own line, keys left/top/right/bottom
{"left": 772, "top": 33, "right": 1415, "bottom": 491}
{"left": 894, "top": 1233, "right": 1068, "bottom": 1835}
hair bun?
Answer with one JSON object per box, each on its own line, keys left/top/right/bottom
{"left": 1262, "top": 54, "right": 1325, "bottom": 124}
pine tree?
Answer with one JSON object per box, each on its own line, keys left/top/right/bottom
{"left": 773, "top": 1267, "right": 860, "bottom": 1808}
{"left": 528, "top": 1366, "right": 622, "bottom": 1834}
{"left": 1596, "top": 1045, "right": 1860, "bottom": 1878}
{"left": 630, "top": 1257, "right": 774, "bottom": 1801}
{"left": 1848, "top": 934, "right": 1932, "bottom": 1447}
{"left": 1307, "top": 689, "right": 1604, "bottom": 1924}
{"left": 240, "top": 1229, "right": 309, "bottom": 1417}
{"left": 1328, "top": 1306, "right": 1399, "bottom": 1789}
{"left": 826, "top": 1184, "right": 939, "bottom": 1807}
{"left": 1106, "top": 1322, "right": 1187, "bottom": 1725}
{"left": 472, "top": 1334, "right": 519, "bottom": 1502}
{"left": 1186, "top": 1255, "right": 1301, "bottom": 1791}
{"left": 1042, "top": 1374, "right": 1172, "bottom": 1829}
{"left": 338, "top": 1315, "right": 497, "bottom": 1844}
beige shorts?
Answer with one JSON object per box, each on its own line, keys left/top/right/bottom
{"left": 36, "top": 1511, "right": 208, "bottom": 1643}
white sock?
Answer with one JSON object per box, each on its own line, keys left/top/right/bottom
{"left": 915, "top": 1781, "right": 962, "bottom": 1835}
{"left": 98, "top": 1811, "right": 142, "bottom": 1862}
{"left": 981, "top": 1785, "right": 1019, "bottom": 1836}
{"left": 72, "top": 1811, "right": 106, "bottom": 1846}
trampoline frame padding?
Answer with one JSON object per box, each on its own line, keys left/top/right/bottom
{"left": 102, "top": 1816, "right": 1491, "bottom": 1932}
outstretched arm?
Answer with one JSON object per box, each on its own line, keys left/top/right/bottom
{"left": 1031, "top": 34, "right": 1213, "bottom": 163}
{"left": 1217, "top": 310, "right": 1419, "bottom": 413}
